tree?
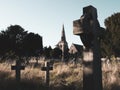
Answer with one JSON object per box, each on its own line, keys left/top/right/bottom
{"left": 43, "top": 46, "right": 52, "bottom": 59}
{"left": 50, "top": 47, "right": 62, "bottom": 59}
{"left": 23, "top": 32, "right": 43, "bottom": 57}
{"left": 0, "top": 25, "right": 43, "bottom": 62}
{"left": 101, "top": 13, "right": 120, "bottom": 58}
{"left": 0, "top": 25, "right": 27, "bottom": 60}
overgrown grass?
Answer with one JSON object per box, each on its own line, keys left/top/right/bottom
{"left": 102, "top": 61, "right": 120, "bottom": 90}
{"left": 0, "top": 59, "right": 120, "bottom": 90}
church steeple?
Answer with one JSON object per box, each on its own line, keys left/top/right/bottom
{"left": 56, "top": 24, "right": 69, "bottom": 62}
{"left": 61, "top": 24, "right": 66, "bottom": 41}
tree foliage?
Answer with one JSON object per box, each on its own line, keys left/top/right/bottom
{"left": 43, "top": 46, "right": 62, "bottom": 59}
{"left": 50, "top": 47, "right": 62, "bottom": 59}
{"left": 23, "top": 32, "right": 43, "bottom": 57}
{"left": 101, "top": 13, "right": 120, "bottom": 57}
{"left": 0, "top": 25, "right": 43, "bottom": 61}
{"left": 43, "top": 46, "right": 52, "bottom": 59}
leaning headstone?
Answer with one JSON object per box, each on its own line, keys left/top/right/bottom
{"left": 41, "top": 61, "right": 53, "bottom": 88}
{"left": 73, "top": 5, "right": 104, "bottom": 90}
{"left": 11, "top": 60, "right": 25, "bottom": 82}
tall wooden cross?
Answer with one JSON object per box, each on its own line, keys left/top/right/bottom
{"left": 41, "top": 61, "right": 53, "bottom": 87}
{"left": 11, "top": 60, "right": 25, "bottom": 82}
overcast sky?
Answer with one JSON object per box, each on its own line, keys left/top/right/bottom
{"left": 0, "top": 0, "right": 120, "bottom": 48}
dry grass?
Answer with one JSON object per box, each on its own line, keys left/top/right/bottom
{"left": 102, "top": 61, "right": 120, "bottom": 90}
{"left": 0, "top": 59, "right": 120, "bottom": 90}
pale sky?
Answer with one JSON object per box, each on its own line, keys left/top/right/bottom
{"left": 0, "top": 0, "right": 120, "bottom": 48}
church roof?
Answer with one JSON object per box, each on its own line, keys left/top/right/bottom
{"left": 69, "top": 43, "right": 83, "bottom": 54}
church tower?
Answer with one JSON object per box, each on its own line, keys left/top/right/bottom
{"left": 56, "top": 25, "right": 68, "bottom": 61}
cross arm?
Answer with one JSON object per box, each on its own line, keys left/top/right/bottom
{"left": 11, "top": 66, "right": 25, "bottom": 70}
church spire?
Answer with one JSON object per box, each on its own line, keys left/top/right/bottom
{"left": 56, "top": 24, "right": 68, "bottom": 62}
{"left": 61, "top": 24, "right": 66, "bottom": 41}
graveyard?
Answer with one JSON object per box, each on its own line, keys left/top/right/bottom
{"left": 0, "top": 59, "right": 120, "bottom": 90}
{"left": 0, "top": 1, "right": 120, "bottom": 90}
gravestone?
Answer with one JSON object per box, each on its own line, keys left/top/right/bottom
{"left": 73, "top": 5, "right": 104, "bottom": 90}
{"left": 41, "top": 61, "right": 53, "bottom": 87}
{"left": 11, "top": 60, "right": 25, "bottom": 82}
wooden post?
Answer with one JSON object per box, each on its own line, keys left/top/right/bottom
{"left": 11, "top": 60, "right": 25, "bottom": 82}
{"left": 41, "top": 61, "right": 53, "bottom": 87}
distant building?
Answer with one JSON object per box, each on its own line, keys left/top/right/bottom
{"left": 69, "top": 43, "right": 83, "bottom": 58}
{"left": 56, "top": 25, "right": 69, "bottom": 61}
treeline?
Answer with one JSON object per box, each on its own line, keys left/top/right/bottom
{"left": 0, "top": 25, "right": 43, "bottom": 61}
{"left": 101, "top": 13, "right": 120, "bottom": 58}
{"left": 0, "top": 12, "right": 120, "bottom": 62}
{"left": 43, "top": 46, "right": 62, "bottom": 59}
{"left": 0, "top": 25, "right": 63, "bottom": 62}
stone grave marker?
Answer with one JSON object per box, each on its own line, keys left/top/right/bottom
{"left": 73, "top": 5, "right": 104, "bottom": 90}
{"left": 41, "top": 61, "right": 53, "bottom": 87}
{"left": 11, "top": 60, "right": 25, "bottom": 82}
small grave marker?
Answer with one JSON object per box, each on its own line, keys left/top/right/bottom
{"left": 41, "top": 61, "right": 53, "bottom": 87}
{"left": 11, "top": 60, "right": 25, "bottom": 82}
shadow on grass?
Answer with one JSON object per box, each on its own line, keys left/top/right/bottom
{"left": 0, "top": 71, "right": 46, "bottom": 90}
{"left": 1, "top": 71, "right": 119, "bottom": 90}
{"left": 0, "top": 80, "right": 47, "bottom": 90}
{"left": 111, "top": 83, "right": 120, "bottom": 90}
{"left": 103, "top": 83, "right": 120, "bottom": 90}
{"left": 0, "top": 71, "right": 83, "bottom": 90}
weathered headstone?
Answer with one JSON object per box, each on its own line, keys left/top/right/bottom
{"left": 11, "top": 60, "right": 25, "bottom": 82}
{"left": 41, "top": 61, "right": 53, "bottom": 87}
{"left": 73, "top": 5, "right": 104, "bottom": 90}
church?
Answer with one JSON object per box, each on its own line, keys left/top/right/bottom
{"left": 56, "top": 25, "right": 69, "bottom": 61}
{"left": 56, "top": 25, "right": 83, "bottom": 62}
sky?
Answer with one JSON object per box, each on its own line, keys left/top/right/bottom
{"left": 0, "top": 0, "right": 120, "bottom": 48}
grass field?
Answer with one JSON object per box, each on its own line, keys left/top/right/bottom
{"left": 0, "top": 59, "right": 120, "bottom": 90}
